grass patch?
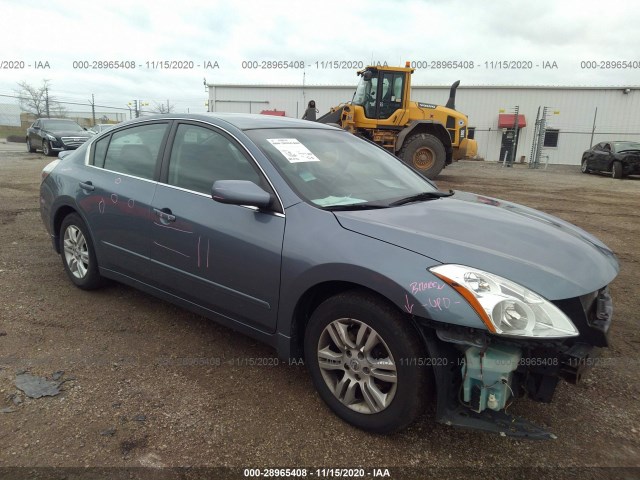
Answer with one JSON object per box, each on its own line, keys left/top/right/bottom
{"left": 0, "top": 126, "right": 24, "bottom": 140}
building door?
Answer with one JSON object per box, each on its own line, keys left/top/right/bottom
{"left": 499, "top": 128, "right": 522, "bottom": 164}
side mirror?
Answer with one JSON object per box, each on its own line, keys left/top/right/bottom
{"left": 212, "top": 180, "right": 272, "bottom": 209}
{"left": 58, "top": 150, "right": 73, "bottom": 160}
{"left": 362, "top": 71, "right": 373, "bottom": 81}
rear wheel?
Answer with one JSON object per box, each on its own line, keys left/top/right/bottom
{"left": 304, "top": 291, "right": 429, "bottom": 433}
{"left": 580, "top": 158, "right": 590, "bottom": 174}
{"left": 398, "top": 133, "right": 446, "bottom": 180}
{"left": 612, "top": 161, "right": 623, "bottom": 179}
{"left": 59, "top": 213, "right": 104, "bottom": 290}
{"left": 26, "top": 138, "right": 36, "bottom": 153}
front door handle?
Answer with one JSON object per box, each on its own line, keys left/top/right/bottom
{"left": 154, "top": 208, "right": 176, "bottom": 223}
{"left": 79, "top": 181, "right": 95, "bottom": 191}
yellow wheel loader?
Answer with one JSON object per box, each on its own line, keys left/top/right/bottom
{"left": 317, "top": 64, "right": 478, "bottom": 179}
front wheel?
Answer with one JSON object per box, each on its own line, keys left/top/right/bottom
{"left": 304, "top": 291, "right": 429, "bottom": 433}
{"left": 581, "top": 158, "right": 590, "bottom": 174}
{"left": 59, "top": 213, "right": 104, "bottom": 290}
{"left": 612, "top": 160, "right": 623, "bottom": 179}
{"left": 397, "top": 134, "right": 446, "bottom": 180}
{"left": 42, "top": 140, "right": 54, "bottom": 157}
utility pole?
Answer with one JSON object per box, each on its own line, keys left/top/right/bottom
{"left": 510, "top": 105, "right": 520, "bottom": 166}
{"left": 589, "top": 107, "right": 598, "bottom": 148}
{"left": 90, "top": 94, "right": 96, "bottom": 126}
{"left": 45, "top": 86, "right": 50, "bottom": 118}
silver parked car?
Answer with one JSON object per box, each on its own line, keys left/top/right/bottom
{"left": 87, "top": 124, "right": 115, "bottom": 135}
{"left": 39, "top": 114, "right": 619, "bottom": 437}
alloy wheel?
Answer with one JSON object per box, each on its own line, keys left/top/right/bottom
{"left": 63, "top": 225, "right": 90, "bottom": 279}
{"left": 317, "top": 318, "right": 397, "bottom": 414}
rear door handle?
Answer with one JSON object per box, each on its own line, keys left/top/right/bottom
{"left": 79, "top": 181, "right": 95, "bottom": 191}
{"left": 154, "top": 208, "right": 176, "bottom": 222}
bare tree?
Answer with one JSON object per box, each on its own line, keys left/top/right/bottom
{"left": 151, "top": 100, "right": 175, "bottom": 114}
{"left": 15, "top": 80, "right": 66, "bottom": 118}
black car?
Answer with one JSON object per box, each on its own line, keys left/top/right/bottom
{"left": 581, "top": 141, "right": 640, "bottom": 179}
{"left": 26, "top": 118, "right": 93, "bottom": 156}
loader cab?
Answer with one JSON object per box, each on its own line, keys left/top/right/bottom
{"left": 352, "top": 68, "right": 407, "bottom": 121}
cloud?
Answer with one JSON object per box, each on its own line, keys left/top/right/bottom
{"left": 1, "top": 0, "right": 638, "bottom": 114}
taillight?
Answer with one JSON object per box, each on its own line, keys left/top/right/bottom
{"left": 41, "top": 159, "right": 60, "bottom": 181}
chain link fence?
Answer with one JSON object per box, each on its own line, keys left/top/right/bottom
{"left": 0, "top": 94, "right": 157, "bottom": 142}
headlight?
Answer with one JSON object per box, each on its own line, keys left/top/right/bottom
{"left": 430, "top": 264, "right": 579, "bottom": 338}
{"left": 46, "top": 133, "right": 57, "bottom": 141}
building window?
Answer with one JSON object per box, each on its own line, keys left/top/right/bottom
{"left": 544, "top": 129, "right": 559, "bottom": 148}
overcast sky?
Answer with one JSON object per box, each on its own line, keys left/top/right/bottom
{"left": 1, "top": 0, "right": 639, "bottom": 114}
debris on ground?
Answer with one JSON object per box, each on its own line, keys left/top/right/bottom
{"left": 14, "top": 372, "right": 62, "bottom": 398}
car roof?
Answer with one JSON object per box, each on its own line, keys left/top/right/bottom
{"left": 115, "top": 113, "right": 339, "bottom": 131}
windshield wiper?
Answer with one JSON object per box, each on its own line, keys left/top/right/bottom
{"left": 324, "top": 203, "right": 389, "bottom": 211}
{"left": 388, "top": 190, "right": 454, "bottom": 207}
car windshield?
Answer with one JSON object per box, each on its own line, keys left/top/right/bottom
{"left": 245, "top": 128, "right": 436, "bottom": 208}
{"left": 613, "top": 141, "right": 640, "bottom": 152}
{"left": 42, "top": 120, "right": 84, "bottom": 132}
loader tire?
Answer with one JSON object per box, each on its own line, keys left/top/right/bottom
{"left": 398, "top": 134, "right": 446, "bottom": 180}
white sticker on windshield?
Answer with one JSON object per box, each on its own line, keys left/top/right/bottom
{"left": 267, "top": 138, "right": 320, "bottom": 163}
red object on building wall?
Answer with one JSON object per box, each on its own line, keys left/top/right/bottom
{"left": 260, "top": 109, "right": 286, "bottom": 116}
{"left": 498, "top": 114, "right": 526, "bottom": 128}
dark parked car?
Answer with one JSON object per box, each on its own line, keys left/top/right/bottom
{"left": 27, "top": 118, "right": 93, "bottom": 156}
{"left": 39, "top": 114, "right": 619, "bottom": 438}
{"left": 581, "top": 141, "right": 640, "bottom": 179}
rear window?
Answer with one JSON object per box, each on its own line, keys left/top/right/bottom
{"left": 101, "top": 123, "right": 168, "bottom": 180}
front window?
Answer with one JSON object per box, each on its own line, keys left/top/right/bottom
{"left": 352, "top": 75, "right": 377, "bottom": 107}
{"left": 246, "top": 128, "right": 436, "bottom": 208}
{"left": 167, "top": 123, "right": 262, "bottom": 195}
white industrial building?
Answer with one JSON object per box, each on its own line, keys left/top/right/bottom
{"left": 207, "top": 83, "right": 640, "bottom": 165}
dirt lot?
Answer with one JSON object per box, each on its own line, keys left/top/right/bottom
{"left": 0, "top": 141, "right": 639, "bottom": 478}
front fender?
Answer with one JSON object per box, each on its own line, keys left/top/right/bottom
{"left": 395, "top": 120, "right": 450, "bottom": 152}
{"left": 276, "top": 202, "right": 487, "bottom": 339}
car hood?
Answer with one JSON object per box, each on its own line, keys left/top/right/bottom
{"left": 334, "top": 191, "right": 619, "bottom": 300}
{"left": 46, "top": 130, "right": 92, "bottom": 138}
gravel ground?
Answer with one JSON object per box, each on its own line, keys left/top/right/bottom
{"left": 0, "top": 141, "right": 639, "bottom": 479}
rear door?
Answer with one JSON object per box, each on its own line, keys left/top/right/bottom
{"left": 80, "top": 121, "right": 170, "bottom": 280}
{"left": 148, "top": 121, "right": 285, "bottom": 333}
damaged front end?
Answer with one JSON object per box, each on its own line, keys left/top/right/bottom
{"left": 417, "top": 286, "right": 614, "bottom": 440}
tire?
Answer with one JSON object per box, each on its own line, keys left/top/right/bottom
{"left": 59, "top": 213, "right": 104, "bottom": 290}
{"left": 612, "top": 160, "right": 623, "bottom": 179}
{"left": 397, "top": 133, "right": 446, "bottom": 180}
{"left": 42, "top": 140, "right": 54, "bottom": 157}
{"left": 580, "top": 158, "right": 590, "bottom": 174}
{"left": 26, "top": 138, "right": 36, "bottom": 153}
{"left": 304, "top": 291, "right": 429, "bottom": 434}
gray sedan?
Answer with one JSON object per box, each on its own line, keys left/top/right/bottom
{"left": 39, "top": 113, "right": 618, "bottom": 438}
